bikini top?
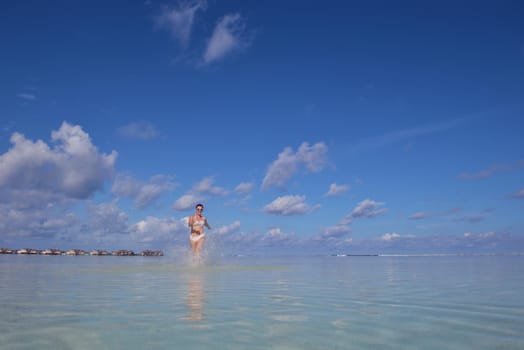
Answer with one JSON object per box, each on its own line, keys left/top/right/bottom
{"left": 193, "top": 219, "right": 205, "bottom": 227}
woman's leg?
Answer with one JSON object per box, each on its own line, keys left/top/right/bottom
{"left": 190, "top": 239, "right": 197, "bottom": 254}
{"left": 195, "top": 237, "right": 205, "bottom": 255}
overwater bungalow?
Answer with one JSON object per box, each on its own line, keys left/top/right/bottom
{"left": 112, "top": 249, "right": 136, "bottom": 256}
{"left": 41, "top": 248, "right": 63, "bottom": 255}
{"left": 1, "top": 247, "right": 164, "bottom": 257}
{"left": 0, "top": 248, "right": 16, "bottom": 254}
{"left": 141, "top": 250, "right": 164, "bottom": 256}
{"left": 89, "top": 250, "right": 110, "bottom": 256}
{"left": 65, "top": 249, "right": 86, "bottom": 256}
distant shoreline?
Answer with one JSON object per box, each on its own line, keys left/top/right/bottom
{"left": 331, "top": 252, "right": 524, "bottom": 257}
{"left": 0, "top": 248, "right": 163, "bottom": 256}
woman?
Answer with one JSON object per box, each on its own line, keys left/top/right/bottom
{"left": 188, "top": 203, "right": 211, "bottom": 256}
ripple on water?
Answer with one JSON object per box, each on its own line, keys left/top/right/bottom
{"left": 1, "top": 255, "right": 523, "bottom": 349}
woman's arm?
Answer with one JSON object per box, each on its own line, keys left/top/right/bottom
{"left": 188, "top": 215, "right": 194, "bottom": 228}
{"left": 205, "top": 219, "right": 211, "bottom": 229}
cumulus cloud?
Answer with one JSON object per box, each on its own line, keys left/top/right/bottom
{"left": 214, "top": 220, "right": 241, "bottom": 235}
{"left": 171, "top": 177, "right": 226, "bottom": 211}
{"left": 189, "top": 227, "right": 524, "bottom": 253}
{"left": 214, "top": 227, "right": 296, "bottom": 250}
{"left": 264, "top": 195, "right": 318, "bottom": 216}
{"left": 234, "top": 182, "right": 253, "bottom": 195}
{"left": 132, "top": 216, "right": 187, "bottom": 243}
{"left": 340, "top": 231, "right": 523, "bottom": 253}
{"left": 262, "top": 142, "right": 328, "bottom": 190}
{"left": 319, "top": 225, "right": 352, "bottom": 239}
{"left": 86, "top": 200, "right": 130, "bottom": 238}
{"left": 225, "top": 182, "right": 253, "bottom": 207}
{"left": 72, "top": 202, "right": 190, "bottom": 249}
{"left": 350, "top": 199, "right": 387, "bottom": 218}
{"left": 265, "top": 227, "right": 286, "bottom": 238}
{"left": 203, "top": 13, "right": 247, "bottom": 64}
{"left": 340, "top": 199, "right": 388, "bottom": 225}
{"left": 262, "top": 227, "right": 295, "bottom": 244}
{"left": 155, "top": 0, "right": 206, "bottom": 47}
{"left": 112, "top": 174, "right": 176, "bottom": 209}
{"left": 325, "top": 183, "right": 349, "bottom": 196}
{"left": 154, "top": 2, "right": 252, "bottom": 67}
{"left": 0, "top": 121, "right": 116, "bottom": 199}
{"left": 0, "top": 192, "right": 77, "bottom": 238}
{"left": 193, "top": 176, "right": 228, "bottom": 196}
{"left": 118, "top": 121, "right": 159, "bottom": 140}
{"left": 379, "top": 232, "right": 401, "bottom": 241}
{"left": 172, "top": 193, "right": 201, "bottom": 211}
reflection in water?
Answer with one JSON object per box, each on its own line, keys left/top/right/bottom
{"left": 185, "top": 275, "right": 205, "bottom": 322}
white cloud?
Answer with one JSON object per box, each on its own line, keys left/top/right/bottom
{"left": 112, "top": 174, "right": 176, "bottom": 209}
{"left": 204, "top": 13, "right": 247, "bottom": 64}
{"left": 264, "top": 195, "right": 317, "bottom": 216}
{"left": 112, "top": 175, "right": 140, "bottom": 197}
{"left": 319, "top": 225, "right": 351, "bottom": 239}
{"left": 379, "top": 232, "right": 401, "bottom": 241}
{"left": 193, "top": 176, "right": 228, "bottom": 196}
{"left": 351, "top": 199, "right": 386, "bottom": 218}
{"left": 340, "top": 199, "right": 388, "bottom": 225}
{"left": 0, "top": 121, "right": 116, "bottom": 199}
{"left": 86, "top": 200, "right": 129, "bottom": 237}
{"left": 262, "top": 142, "right": 328, "bottom": 190}
{"left": 214, "top": 220, "right": 241, "bottom": 235}
{"left": 155, "top": 0, "right": 206, "bottom": 47}
{"left": 262, "top": 227, "right": 295, "bottom": 244}
{"left": 262, "top": 148, "right": 298, "bottom": 190}
{"left": 171, "top": 177, "right": 225, "bottom": 212}
{"left": 0, "top": 191, "right": 77, "bottom": 238}
{"left": 172, "top": 193, "right": 201, "bottom": 211}
{"left": 118, "top": 121, "right": 159, "bottom": 140}
{"left": 72, "top": 202, "right": 190, "bottom": 249}
{"left": 213, "top": 226, "right": 297, "bottom": 250}
{"left": 132, "top": 216, "right": 187, "bottom": 243}
{"left": 234, "top": 182, "right": 253, "bottom": 195}
{"left": 325, "top": 183, "right": 349, "bottom": 196}
{"left": 266, "top": 227, "right": 285, "bottom": 238}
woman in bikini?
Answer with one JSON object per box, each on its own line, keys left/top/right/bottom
{"left": 188, "top": 203, "right": 211, "bottom": 256}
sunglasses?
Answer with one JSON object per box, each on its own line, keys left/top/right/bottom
{"left": 196, "top": 208, "right": 203, "bottom": 211}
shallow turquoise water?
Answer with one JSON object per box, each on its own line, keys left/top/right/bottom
{"left": 1, "top": 254, "right": 523, "bottom": 349}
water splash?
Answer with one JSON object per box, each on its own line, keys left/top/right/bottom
{"left": 161, "top": 239, "right": 225, "bottom": 268}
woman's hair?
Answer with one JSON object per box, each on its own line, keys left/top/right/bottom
{"left": 195, "top": 203, "right": 204, "bottom": 209}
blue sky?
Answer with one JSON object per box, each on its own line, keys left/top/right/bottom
{"left": 1, "top": 0, "right": 523, "bottom": 255}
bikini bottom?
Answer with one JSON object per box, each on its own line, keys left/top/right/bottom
{"left": 190, "top": 234, "right": 205, "bottom": 242}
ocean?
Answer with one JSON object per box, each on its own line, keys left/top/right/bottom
{"left": 1, "top": 254, "right": 523, "bottom": 349}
